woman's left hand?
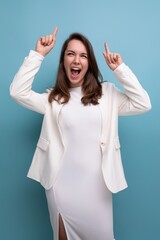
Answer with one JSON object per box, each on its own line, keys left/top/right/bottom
{"left": 103, "top": 43, "right": 123, "bottom": 71}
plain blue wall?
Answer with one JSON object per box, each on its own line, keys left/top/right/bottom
{"left": 1, "top": 0, "right": 160, "bottom": 239}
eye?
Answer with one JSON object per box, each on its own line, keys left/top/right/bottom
{"left": 67, "top": 52, "right": 74, "bottom": 56}
{"left": 81, "top": 54, "right": 88, "bottom": 59}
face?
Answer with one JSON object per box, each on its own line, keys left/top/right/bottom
{"left": 63, "top": 39, "right": 89, "bottom": 87}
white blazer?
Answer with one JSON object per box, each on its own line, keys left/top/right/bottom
{"left": 10, "top": 51, "right": 151, "bottom": 193}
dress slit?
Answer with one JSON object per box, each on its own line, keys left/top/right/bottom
{"left": 58, "top": 213, "right": 68, "bottom": 240}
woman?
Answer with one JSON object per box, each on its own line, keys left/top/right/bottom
{"left": 10, "top": 27, "right": 151, "bottom": 240}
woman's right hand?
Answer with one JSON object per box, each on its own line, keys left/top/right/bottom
{"left": 35, "top": 27, "right": 58, "bottom": 57}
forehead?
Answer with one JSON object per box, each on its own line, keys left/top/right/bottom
{"left": 66, "top": 39, "right": 87, "bottom": 53}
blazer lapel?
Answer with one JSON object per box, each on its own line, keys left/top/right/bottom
{"left": 52, "top": 100, "right": 65, "bottom": 145}
{"left": 98, "top": 84, "right": 108, "bottom": 146}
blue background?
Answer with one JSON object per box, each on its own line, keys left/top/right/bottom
{"left": 1, "top": 0, "right": 160, "bottom": 239}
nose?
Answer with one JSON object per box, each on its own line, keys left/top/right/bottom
{"left": 73, "top": 55, "right": 80, "bottom": 64}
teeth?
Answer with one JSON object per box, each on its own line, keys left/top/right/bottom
{"left": 71, "top": 68, "right": 80, "bottom": 70}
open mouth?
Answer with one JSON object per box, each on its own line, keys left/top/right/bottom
{"left": 71, "top": 67, "right": 81, "bottom": 76}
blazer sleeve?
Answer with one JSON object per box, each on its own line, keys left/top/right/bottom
{"left": 113, "top": 63, "right": 152, "bottom": 116}
{"left": 10, "top": 50, "right": 49, "bottom": 115}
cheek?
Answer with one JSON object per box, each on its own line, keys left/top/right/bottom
{"left": 63, "top": 61, "right": 69, "bottom": 74}
{"left": 64, "top": 57, "right": 72, "bottom": 70}
{"left": 84, "top": 59, "right": 89, "bottom": 68}
{"left": 84, "top": 62, "right": 89, "bottom": 73}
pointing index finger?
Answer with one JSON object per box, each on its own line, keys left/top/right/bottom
{"left": 104, "top": 42, "right": 110, "bottom": 55}
{"left": 52, "top": 26, "right": 58, "bottom": 37}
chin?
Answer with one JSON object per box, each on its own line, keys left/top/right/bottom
{"left": 70, "top": 80, "right": 83, "bottom": 87}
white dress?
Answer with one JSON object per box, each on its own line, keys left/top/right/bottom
{"left": 45, "top": 86, "right": 114, "bottom": 240}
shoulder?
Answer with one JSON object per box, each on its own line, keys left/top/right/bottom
{"left": 101, "top": 81, "right": 115, "bottom": 91}
{"left": 101, "top": 81, "right": 121, "bottom": 99}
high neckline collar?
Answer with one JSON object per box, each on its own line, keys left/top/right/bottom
{"left": 69, "top": 86, "right": 82, "bottom": 93}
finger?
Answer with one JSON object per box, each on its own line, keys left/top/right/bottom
{"left": 104, "top": 42, "right": 110, "bottom": 55}
{"left": 114, "top": 53, "right": 121, "bottom": 63}
{"left": 116, "top": 53, "right": 121, "bottom": 61}
{"left": 104, "top": 43, "right": 112, "bottom": 64}
{"left": 112, "top": 53, "right": 119, "bottom": 64}
{"left": 109, "top": 53, "right": 115, "bottom": 64}
{"left": 45, "top": 35, "right": 50, "bottom": 45}
{"left": 103, "top": 51, "right": 111, "bottom": 65}
{"left": 52, "top": 26, "right": 58, "bottom": 38}
{"left": 113, "top": 53, "right": 117, "bottom": 61}
{"left": 48, "top": 34, "right": 53, "bottom": 45}
{"left": 40, "top": 36, "right": 47, "bottom": 46}
{"left": 41, "top": 36, "right": 46, "bottom": 45}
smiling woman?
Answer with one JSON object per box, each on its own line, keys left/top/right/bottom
{"left": 10, "top": 27, "right": 151, "bottom": 240}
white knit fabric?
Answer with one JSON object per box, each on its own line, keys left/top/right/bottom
{"left": 45, "top": 86, "right": 114, "bottom": 240}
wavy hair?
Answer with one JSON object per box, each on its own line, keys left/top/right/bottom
{"left": 48, "top": 33, "right": 103, "bottom": 105}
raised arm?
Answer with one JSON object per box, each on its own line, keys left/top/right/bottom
{"left": 10, "top": 27, "right": 58, "bottom": 114}
{"left": 103, "top": 42, "right": 151, "bottom": 115}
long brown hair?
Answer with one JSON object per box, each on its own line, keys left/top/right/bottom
{"left": 48, "top": 33, "right": 103, "bottom": 105}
